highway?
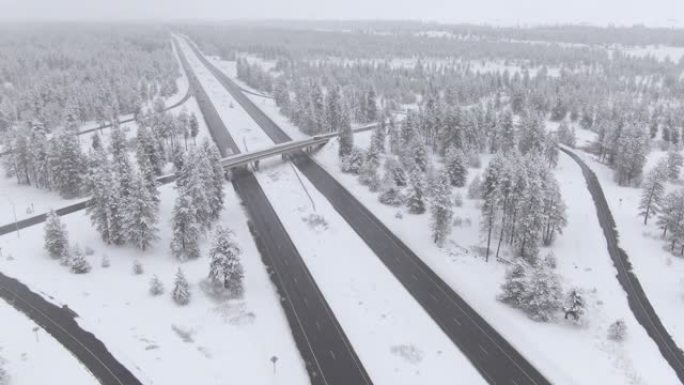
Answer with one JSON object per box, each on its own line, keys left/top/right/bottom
{"left": 175, "top": 37, "right": 372, "bottom": 385}
{"left": 0, "top": 272, "right": 142, "bottom": 385}
{"left": 561, "top": 147, "right": 684, "bottom": 383}
{"left": 185, "top": 36, "right": 551, "bottom": 385}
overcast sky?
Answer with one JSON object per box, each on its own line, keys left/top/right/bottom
{"left": 2, "top": 0, "right": 683, "bottom": 27}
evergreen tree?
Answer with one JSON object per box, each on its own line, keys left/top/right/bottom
{"left": 365, "top": 87, "right": 378, "bottom": 123}
{"left": 564, "top": 289, "right": 585, "bottom": 321}
{"left": 44, "top": 210, "right": 69, "bottom": 259}
{"left": 170, "top": 193, "right": 201, "bottom": 261}
{"left": 639, "top": 162, "right": 668, "bottom": 225}
{"left": 444, "top": 146, "right": 467, "bottom": 187}
{"left": 430, "top": 171, "right": 454, "bottom": 246}
{"left": 200, "top": 140, "right": 225, "bottom": 222}
{"left": 208, "top": 226, "right": 244, "bottom": 295}
{"left": 172, "top": 268, "right": 191, "bottom": 305}
{"left": 124, "top": 175, "right": 159, "bottom": 251}
{"left": 338, "top": 103, "right": 354, "bottom": 158}
{"left": 149, "top": 275, "right": 164, "bottom": 296}
{"left": 667, "top": 151, "right": 683, "bottom": 180}
{"left": 69, "top": 244, "right": 91, "bottom": 274}
{"left": 189, "top": 113, "right": 199, "bottom": 142}
{"left": 406, "top": 166, "right": 426, "bottom": 214}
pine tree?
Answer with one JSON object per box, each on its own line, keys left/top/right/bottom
{"left": 124, "top": 175, "right": 159, "bottom": 251}
{"left": 200, "top": 140, "right": 225, "bottom": 222}
{"left": 540, "top": 168, "right": 567, "bottom": 245}
{"left": 481, "top": 155, "right": 504, "bottom": 261}
{"left": 564, "top": 289, "right": 585, "bottom": 321}
{"left": 525, "top": 262, "right": 563, "bottom": 322}
{"left": 444, "top": 146, "right": 467, "bottom": 187}
{"left": 208, "top": 226, "right": 244, "bottom": 296}
{"left": 44, "top": 210, "right": 69, "bottom": 259}
{"left": 49, "top": 129, "right": 84, "bottom": 198}
{"left": 170, "top": 193, "right": 201, "bottom": 261}
{"left": 607, "top": 319, "right": 627, "bottom": 342}
{"left": 667, "top": 151, "right": 683, "bottom": 180}
{"left": 325, "top": 85, "right": 343, "bottom": 133}
{"left": 430, "top": 171, "right": 453, "bottom": 246}
{"left": 640, "top": 162, "right": 668, "bottom": 225}
{"left": 365, "top": 88, "right": 378, "bottom": 123}
{"left": 189, "top": 113, "right": 199, "bottom": 142}
{"left": 338, "top": 104, "right": 354, "bottom": 158}
{"left": 406, "top": 166, "right": 426, "bottom": 214}
{"left": 172, "top": 268, "right": 191, "bottom": 306}
{"left": 69, "top": 244, "right": 91, "bottom": 274}
{"left": 149, "top": 275, "right": 164, "bottom": 296}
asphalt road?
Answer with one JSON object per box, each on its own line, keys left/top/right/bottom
{"left": 561, "top": 147, "right": 684, "bottom": 383}
{"left": 0, "top": 272, "right": 142, "bottom": 385}
{"left": 187, "top": 37, "right": 551, "bottom": 385}
{"left": 175, "top": 37, "right": 372, "bottom": 385}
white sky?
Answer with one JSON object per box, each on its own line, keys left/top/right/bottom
{"left": 1, "top": 0, "right": 683, "bottom": 27}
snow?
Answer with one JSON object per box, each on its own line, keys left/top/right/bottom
{"left": 617, "top": 45, "right": 684, "bottom": 63}
{"left": 0, "top": 301, "right": 97, "bottom": 385}
{"left": 571, "top": 144, "right": 684, "bottom": 361}
{"left": 180, "top": 36, "right": 487, "bottom": 384}
{"left": 310, "top": 134, "right": 678, "bottom": 385}
{"left": 0, "top": 181, "right": 310, "bottom": 385}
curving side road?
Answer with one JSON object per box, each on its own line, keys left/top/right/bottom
{"left": 186, "top": 36, "right": 551, "bottom": 385}
{"left": 175, "top": 36, "right": 372, "bottom": 385}
{"left": 561, "top": 147, "right": 684, "bottom": 383}
{"left": 0, "top": 272, "right": 142, "bottom": 385}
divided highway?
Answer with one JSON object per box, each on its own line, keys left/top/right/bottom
{"left": 185, "top": 36, "right": 551, "bottom": 385}
{"left": 561, "top": 147, "right": 684, "bottom": 383}
{"left": 175, "top": 37, "right": 372, "bottom": 385}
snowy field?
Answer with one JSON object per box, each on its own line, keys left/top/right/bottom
{"left": 0, "top": 301, "right": 97, "bottom": 385}
{"left": 0, "top": 181, "right": 310, "bottom": 385}
{"left": 181, "top": 36, "right": 487, "bottom": 384}
{"left": 573, "top": 145, "right": 684, "bottom": 360}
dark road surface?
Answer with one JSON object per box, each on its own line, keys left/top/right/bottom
{"left": 561, "top": 147, "right": 684, "bottom": 383}
{"left": 0, "top": 273, "right": 142, "bottom": 385}
{"left": 186, "top": 37, "right": 551, "bottom": 385}
{"left": 176, "top": 37, "right": 372, "bottom": 385}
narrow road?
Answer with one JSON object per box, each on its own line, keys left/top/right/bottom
{"left": 561, "top": 147, "right": 684, "bottom": 383}
{"left": 0, "top": 272, "right": 142, "bottom": 385}
{"left": 175, "top": 37, "right": 372, "bottom": 385}
{"left": 185, "top": 36, "right": 551, "bottom": 385}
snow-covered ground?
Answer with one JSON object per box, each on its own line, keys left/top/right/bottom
{"left": 0, "top": 181, "right": 310, "bottom": 385}
{"left": 181, "top": 36, "right": 487, "bottom": 385}
{"left": 309, "top": 133, "right": 678, "bottom": 385}
{"left": 617, "top": 45, "right": 684, "bottom": 63}
{"left": 0, "top": 300, "right": 97, "bottom": 385}
{"left": 572, "top": 144, "right": 684, "bottom": 360}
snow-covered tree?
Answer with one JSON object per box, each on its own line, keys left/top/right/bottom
{"left": 444, "top": 146, "right": 467, "bottom": 187}
{"left": 170, "top": 192, "right": 202, "bottom": 261}
{"left": 406, "top": 166, "right": 426, "bottom": 214}
{"left": 69, "top": 245, "right": 91, "bottom": 274}
{"left": 667, "top": 151, "right": 683, "bottom": 180}
{"left": 208, "top": 226, "right": 244, "bottom": 296}
{"left": 338, "top": 103, "right": 354, "bottom": 158}
{"left": 44, "top": 210, "right": 69, "bottom": 259}
{"left": 124, "top": 175, "right": 159, "bottom": 251}
{"left": 639, "top": 162, "right": 668, "bottom": 225}
{"left": 172, "top": 268, "right": 191, "bottom": 306}
{"left": 429, "top": 171, "right": 453, "bottom": 246}
{"left": 149, "top": 275, "right": 164, "bottom": 296}
{"left": 563, "top": 288, "right": 585, "bottom": 321}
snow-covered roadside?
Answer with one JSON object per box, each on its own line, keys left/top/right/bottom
{"left": 0, "top": 182, "right": 309, "bottom": 385}
{"left": 181, "top": 36, "right": 487, "bottom": 384}
{"left": 310, "top": 135, "right": 678, "bottom": 384}
{"left": 573, "top": 146, "right": 684, "bottom": 357}
{"left": 0, "top": 301, "right": 97, "bottom": 385}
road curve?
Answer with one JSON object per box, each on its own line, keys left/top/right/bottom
{"left": 186, "top": 36, "right": 551, "bottom": 385}
{"left": 0, "top": 272, "right": 142, "bottom": 385}
{"left": 561, "top": 147, "right": 684, "bottom": 383}
{"left": 175, "top": 36, "right": 372, "bottom": 385}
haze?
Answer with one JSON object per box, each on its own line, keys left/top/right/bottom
{"left": 1, "top": 0, "right": 683, "bottom": 27}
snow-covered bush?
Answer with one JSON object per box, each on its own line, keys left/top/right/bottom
{"left": 303, "top": 214, "right": 329, "bottom": 231}
{"left": 69, "top": 246, "right": 91, "bottom": 274}
{"left": 467, "top": 174, "right": 482, "bottom": 199}
{"left": 340, "top": 148, "right": 364, "bottom": 174}
{"left": 499, "top": 261, "right": 563, "bottom": 322}
{"left": 454, "top": 192, "right": 464, "bottom": 207}
{"left": 0, "top": 353, "right": 8, "bottom": 385}
{"left": 378, "top": 187, "right": 404, "bottom": 206}
{"left": 149, "top": 275, "right": 164, "bottom": 296}
{"left": 172, "top": 268, "right": 191, "bottom": 306}
{"left": 607, "top": 319, "right": 627, "bottom": 342}
{"left": 101, "top": 255, "right": 110, "bottom": 268}
{"left": 133, "top": 260, "right": 144, "bottom": 275}
{"left": 563, "top": 288, "right": 585, "bottom": 322}
{"left": 84, "top": 246, "right": 95, "bottom": 256}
